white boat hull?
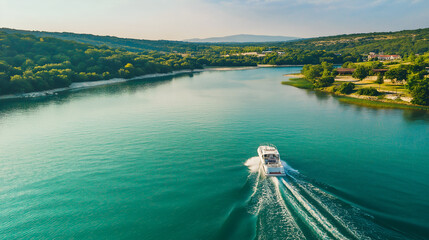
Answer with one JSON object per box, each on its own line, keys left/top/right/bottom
{"left": 261, "top": 164, "right": 286, "bottom": 176}
{"left": 258, "top": 146, "right": 286, "bottom": 177}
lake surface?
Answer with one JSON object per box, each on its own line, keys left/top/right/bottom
{"left": 1, "top": 67, "right": 428, "bottom": 240}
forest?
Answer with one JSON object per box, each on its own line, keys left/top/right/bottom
{"left": 272, "top": 28, "right": 429, "bottom": 55}
{"left": 0, "top": 31, "right": 357, "bottom": 95}
{"left": 0, "top": 32, "right": 207, "bottom": 94}
{"left": 0, "top": 27, "right": 428, "bottom": 95}
{"left": 3, "top": 27, "right": 428, "bottom": 55}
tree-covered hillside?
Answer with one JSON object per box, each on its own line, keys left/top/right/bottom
{"left": 3, "top": 27, "right": 428, "bottom": 56}
{"left": 1, "top": 27, "right": 428, "bottom": 96}
{"left": 0, "top": 32, "right": 204, "bottom": 94}
{"left": 0, "top": 28, "right": 205, "bottom": 53}
{"left": 276, "top": 28, "right": 429, "bottom": 55}
{"left": 0, "top": 31, "right": 361, "bottom": 95}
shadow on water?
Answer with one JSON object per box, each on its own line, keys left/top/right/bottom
{"left": 0, "top": 73, "right": 196, "bottom": 116}
{"left": 306, "top": 90, "right": 331, "bottom": 102}
{"left": 401, "top": 109, "right": 429, "bottom": 123}
{"left": 332, "top": 96, "right": 429, "bottom": 123}
{"left": 293, "top": 83, "right": 429, "bottom": 123}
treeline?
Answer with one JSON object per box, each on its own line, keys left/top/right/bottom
{"left": 0, "top": 31, "right": 363, "bottom": 95}
{"left": 4, "top": 27, "right": 428, "bottom": 57}
{"left": 1, "top": 28, "right": 428, "bottom": 96}
{"left": 0, "top": 28, "right": 206, "bottom": 53}
{"left": 0, "top": 32, "right": 207, "bottom": 94}
{"left": 275, "top": 28, "right": 429, "bottom": 55}
{"left": 195, "top": 48, "right": 358, "bottom": 66}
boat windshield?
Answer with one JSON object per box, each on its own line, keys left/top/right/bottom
{"left": 263, "top": 154, "right": 279, "bottom": 164}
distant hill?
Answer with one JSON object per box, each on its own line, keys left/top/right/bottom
{"left": 185, "top": 34, "right": 299, "bottom": 43}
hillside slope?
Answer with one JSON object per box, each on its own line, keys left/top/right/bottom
{"left": 0, "top": 28, "right": 203, "bottom": 53}
{"left": 2, "top": 27, "right": 428, "bottom": 55}
{"left": 277, "top": 28, "right": 429, "bottom": 54}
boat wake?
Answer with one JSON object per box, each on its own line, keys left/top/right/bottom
{"left": 240, "top": 157, "right": 406, "bottom": 240}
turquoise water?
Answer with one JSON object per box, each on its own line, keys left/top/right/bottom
{"left": 0, "top": 67, "right": 428, "bottom": 239}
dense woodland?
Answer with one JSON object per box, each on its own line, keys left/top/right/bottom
{"left": 0, "top": 31, "right": 356, "bottom": 95}
{"left": 0, "top": 27, "right": 428, "bottom": 97}
{"left": 272, "top": 28, "right": 429, "bottom": 56}
{"left": 2, "top": 27, "right": 428, "bottom": 55}
{"left": 0, "top": 32, "right": 207, "bottom": 94}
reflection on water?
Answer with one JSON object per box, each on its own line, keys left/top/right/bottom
{"left": 0, "top": 73, "right": 197, "bottom": 117}
{"left": 1, "top": 70, "right": 429, "bottom": 125}
{"left": 304, "top": 89, "right": 330, "bottom": 102}
{"left": 0, "top": 67, "right": 428, "bottom": 240}
{"left": 333, "top": 96, "right": 429, "bottom": 123}
{"left": 402, "top": 109, "right": 429, "bottom": 122}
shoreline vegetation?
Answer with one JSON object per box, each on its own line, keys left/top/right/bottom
{"left": 1, "top": 28, "right": 428, "bottom": 105}
{"left": 0, "top": 65, "right": 304, "bottom": 100}
{"left": 0, "top": 66, "right": 263, "bottom": 100}
{"left": 0, "top": 69, "right": 196, "bottom": 100}
{"left": 281, "top": 55, "right": 429, "bottom": 110}
{"left": 282, "top": 76, "right": 429, "bottom": 111}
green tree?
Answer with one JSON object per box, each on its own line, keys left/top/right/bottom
{"left": 356, "top": 87, "right": 379, "bottom": 96}
{"left": 370, "top": 61, "right": 383, "bottom": 69}
{"left": 352, "top": 65, "right": 369, "bottom": 80}
{"left": 375, "top": 73, "right": 384, "bottom": 84}
{"left": 342, "top": 61, "right": 356, "bottom": 68}
{"left": 410, "top": 80, "right": 429, "bottom": 105}
{"left": 336, "top": 82, "right": 355, "bottom": 94}
{"left": 302, "top": 64, "right": 323, "bottom": 80}
{"left": 385, "top": 67, "right": 408, "bottom": 83}
{"left": 315, "top": 76, "right": 334, "bottom": 88}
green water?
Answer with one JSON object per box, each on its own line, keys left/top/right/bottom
{"left": 1, "top": 67, "right": 428, "bottom": 240}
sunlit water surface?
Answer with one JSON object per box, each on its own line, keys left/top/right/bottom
{"left": 1, "top": 67, "right": 428, "bottom": 239}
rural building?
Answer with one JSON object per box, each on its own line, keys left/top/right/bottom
{"left": 368, "top": 53, "right": 401, "bottom": 61}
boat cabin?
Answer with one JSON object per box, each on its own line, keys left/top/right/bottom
{"left": 258, "top": 144, "right": 286, "bottom": 176}
{"left": 262, "top": 154, "right": 279, "bottom": 164}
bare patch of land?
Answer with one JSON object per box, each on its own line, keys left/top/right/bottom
{"left": 283, "top": 73, "right": 304, "bottom": 78}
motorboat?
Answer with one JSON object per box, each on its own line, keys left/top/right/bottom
{"left": 257, "top": 144, "right": 286, "bottom": 176}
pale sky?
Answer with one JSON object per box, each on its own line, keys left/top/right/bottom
{"left": 0, "top": 0, "right": 428, "bottom": 40}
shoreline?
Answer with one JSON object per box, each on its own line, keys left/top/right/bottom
{"left": 282, "top": 77, "right": 429, "bottom": 111}
{"left": 0, "top": 65, "right": 305, "bottom": 101}
{"left": 0, "top": 69, "right": 197, "bottom": 100}
{"left": 258, "top": 64, "right": 304, "bottom": 68}
{"left": 283, "top": 73, "right": 304, "bottom": 78}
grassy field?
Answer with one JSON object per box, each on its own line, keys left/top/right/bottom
{"left": 332, "top": 76, "right": 412, "bottom": 98}
{"left": 336, "top": 96, "right": 429, "bottom": 110}
{"left": 281, "top": 78, "right": 313, "bottom": 89}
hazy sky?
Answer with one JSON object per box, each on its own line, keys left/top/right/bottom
{"left": 1, "top": 0, "right": 428, "bottom": 40}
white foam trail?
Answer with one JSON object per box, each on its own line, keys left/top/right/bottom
{"left": 280, "top": 178, "right": 349, "bottom": 240}
{"left": 288, "top": 174, "right": 361, "bottom": 239}
{"left": 281, "top": 160, "right": 299, "bottom": 173}
{"left": 270, "top": 177, "right": 306, "bottom": 239}
{"left": 244, "top": 157, "right": 261, "bottom": 173}
{"left": 281, "top": 187, "right": 330, "bottom": 239}
{"left": 248, "top": 174, "right": 306, "bottom": 239}
{"left": 249, "top": 168, "right": 262, "bottom": 199}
